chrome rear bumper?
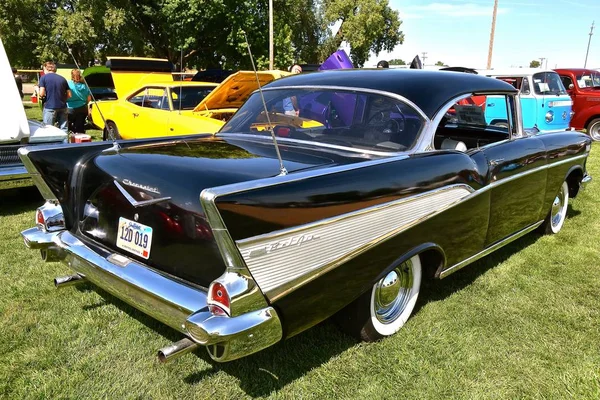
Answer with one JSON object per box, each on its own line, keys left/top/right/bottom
{"left": 21, "top": 228, "right": 282, "bottom": 362}
{"left": 581, "top": 172, "right": 592, "bottom": 190}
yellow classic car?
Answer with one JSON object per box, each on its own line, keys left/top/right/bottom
{"left": 89, "top": 57, "right": 290, "bottom": 140}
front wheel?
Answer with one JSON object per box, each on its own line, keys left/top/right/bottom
{"left": 336, "top": 255, "right": 422, "bottom": 342}
{"left": 103, "top": 121, "right": 121, "bottom": 141}
{"left": 541, "top": 180, "right": 569, "bottom": 234}
{"left": 586, "top": 118, "right": 600, "bottom": 141}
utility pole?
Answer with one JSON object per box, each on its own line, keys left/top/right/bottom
{"left": 539, "top": 57, "right": 545, "bottom": 69}
{"left": 421, "top": 52, "right": 428, "bottom": 65}
{"left": 584, "top": 21, "right": 595, "bottom": 68}
{"left": 269, "top": 0, "right": 274, "bottom": 70}
{"left": 487, "top": 0, "right": 499, "bottom": 69}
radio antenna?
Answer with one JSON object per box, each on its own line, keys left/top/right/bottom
{"left": 178, "top": 48, "right": 183, "bottom": 115}
{"left": 242, "top": 31, "right": 287, "bottom": 176}
{"left": 67, "top": 46, "right": 119, "bottom": 152}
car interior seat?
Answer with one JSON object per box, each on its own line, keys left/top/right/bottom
{"left": 440, "top": 138, "right": 467, "bottom": 152}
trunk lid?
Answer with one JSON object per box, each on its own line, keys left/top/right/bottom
{"left": 78, "top": 135, "right": 338, "bottom": 287}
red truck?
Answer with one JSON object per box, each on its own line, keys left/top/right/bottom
{"left": 555, "top": 68, "right": 600, "bottom": 140}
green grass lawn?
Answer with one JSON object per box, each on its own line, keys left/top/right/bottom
{"left": 1, "top": 144, "right": 599, "bottom": 398}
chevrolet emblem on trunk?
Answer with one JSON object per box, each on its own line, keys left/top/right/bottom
{"left": 114, "top": 180, "right": 172, "bottom": 208}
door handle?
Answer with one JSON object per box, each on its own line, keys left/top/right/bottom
{"left": 487, "top": 103, "right": 495, "bottom": 107}
{"left": 490, "top": 158, "right": 505, "bottom": 166}
{"left": 133, "top": 113, "right": 139, "bottom": 117}
{"left": 170, "top": 128, "right": 174, "bottom": 131}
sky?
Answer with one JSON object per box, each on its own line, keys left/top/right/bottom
{"left": 363, "top": 0, "right": 600, "bottom": 69}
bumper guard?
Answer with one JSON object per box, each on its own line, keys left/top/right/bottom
{"left": 21, "top": 228, "right": 282, "bottom": 362}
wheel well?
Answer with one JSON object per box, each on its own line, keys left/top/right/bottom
{"left": 566, "top": 168, "right": 583, "bottom": 198}
{"left": 584, "top": 115, "right": 600, "bottom": 129}
{"left": 418, "top": 248, "right": 445, "bottom": 279}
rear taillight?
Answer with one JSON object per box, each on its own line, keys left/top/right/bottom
{"left": 36, "top": 209, "right": 45, "bottom": 227}
{"left": 208, "top": 282, "right": 230, "bottom": 316}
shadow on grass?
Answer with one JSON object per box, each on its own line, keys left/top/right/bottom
{"left": 61, "top": 232, "right": 547, "bottom": 397}
{"left": 0, "top": 186, "right": 43, "bottom": 216}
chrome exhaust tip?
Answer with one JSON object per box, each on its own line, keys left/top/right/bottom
{"left": 54, "top": 274, "right": 85, "bottom": 288}
{"left": 157, "top": 338, "right": 199, "bottom": 363}
{"left": 40, "top": 246, "right": 65, "bottom": 262}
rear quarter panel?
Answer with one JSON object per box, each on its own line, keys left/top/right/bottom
{"left": 214, "top": 151, "right": 491, "bottom": 338}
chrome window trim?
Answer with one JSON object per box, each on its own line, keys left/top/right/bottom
{"left": 425, "top": 93, "right": 473, "bottom": 151}
{"left": 219, "top": 85, "right": 432, "bottom": 156}
{"left": 253, "top": 85, "right": 430, "bottom": 122}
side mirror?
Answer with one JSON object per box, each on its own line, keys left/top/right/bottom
{"left": 569, "top": 83, "right": 574, "bottom": 90}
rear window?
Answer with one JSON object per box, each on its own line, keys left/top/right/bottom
{"left": 220, "top": 88, "right": 426, "bottom": 152}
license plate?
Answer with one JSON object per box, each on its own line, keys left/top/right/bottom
{"left": 116, "top": 217, "right": 153, "bottom": 259}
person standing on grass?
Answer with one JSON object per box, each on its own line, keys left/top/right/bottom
{"left": 12, "top": 67, "right": 23, "bottom": 99}
{"left": 66, "top": 69, "right": 91, "bottom": 134}
{"left": 38, "top": 61, "right": 71, "bottom": 132}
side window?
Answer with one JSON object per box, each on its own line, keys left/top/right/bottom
{"left": 434, "top": 94, "right": 511, "bottom": 151}
{"left": 521, "top": 78, "right": 531, "bottom": 94}
{"left": 128, "top": 88, "right": 169, "bottom": 110}
{"left": 561, "top": 76, "right": 573, "bottom": 90}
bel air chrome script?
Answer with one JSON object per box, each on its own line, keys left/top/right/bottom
{"left": 248, "top": 234, "right": 321, "bottom": 259}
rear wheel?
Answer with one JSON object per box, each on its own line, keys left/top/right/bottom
{"left": 336, "top": 255, "right": 421, "bottom": 341}
{"left": 103, "top": 121, "right": 121, "bottom": 141}
{"left": 586, "top": 118, "right": 600, "bottom": 141}
{"left": 541, "top": 180, "right": 569, "bottom": 234}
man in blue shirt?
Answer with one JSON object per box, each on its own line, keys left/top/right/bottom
{"left": 39, "top": 61, "right": 71, "bottom": 132}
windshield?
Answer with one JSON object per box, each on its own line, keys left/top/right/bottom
{"left": 575, "top": 71, "right": 600, "bottom": 88}
{"left": 219, "top": 88, "right": 426, "bottom": 153}
{"left": 532, "top": 72, "right": 567, "bottom": 95}
{"left": 169, "top": 86, "right": 215, "bottom": 110}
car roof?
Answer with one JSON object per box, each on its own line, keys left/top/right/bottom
{"left": 263, "top": 69, "right": 516, "bottom": 119}
{"left": 554, "top": 68, "right": 598, "bottom": 74}
{"left": 478, "top": 68, "right": 557, "bottom": 77}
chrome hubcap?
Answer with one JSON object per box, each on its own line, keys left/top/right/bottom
{"left": 551, "top": 185, "right": 566, "bottom": 229}
{"left": 590, "top": 122, "right": 600, "bottom": 141}
{"left": 373, "top": 260, "right": 413, "bottom": 324}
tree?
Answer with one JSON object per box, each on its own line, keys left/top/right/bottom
{"left": 435, "top": 61, "right": 446, "bottom": 66}
{"left": 389, "top": 59, "right": 405, "bottom": 65}
{"left": 320, "top": 0, "right": 404, "bottom": 67}
{"left": 530, "top": 60, "right": 541, "bottom": 68}
{"left": 1, "top": 0, "right": 404, "bottom": 70}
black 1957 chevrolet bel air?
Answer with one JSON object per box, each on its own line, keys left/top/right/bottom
{"left": 20, "top": 69, "right": 592, "bottom": 362}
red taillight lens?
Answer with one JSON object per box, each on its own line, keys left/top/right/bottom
{"left": 36, "top": 209, "right": 45, "bottom": 227}
{"left": 208, "top": 282, "right": 230, "bottom": 316}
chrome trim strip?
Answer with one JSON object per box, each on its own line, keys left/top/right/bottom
{"left": 113, "top": 180, "right": 171, "bottom": 207}
{"left": 52, "top": 230, "right": 208, "bottom": 332}
{"left": 236, "top": 184, "right": 474, "bottom": 301}
{"left": 439, "top": 220, "right": 544, "bottom": 278}
{"left": 0, "top": 165, "right": 28, "bottom": 181}
{"left": 472, "top": 153, "right": 588, "bottom": 196}
{"left": 200, "top": 190, "right": 271, "bottom": 317}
